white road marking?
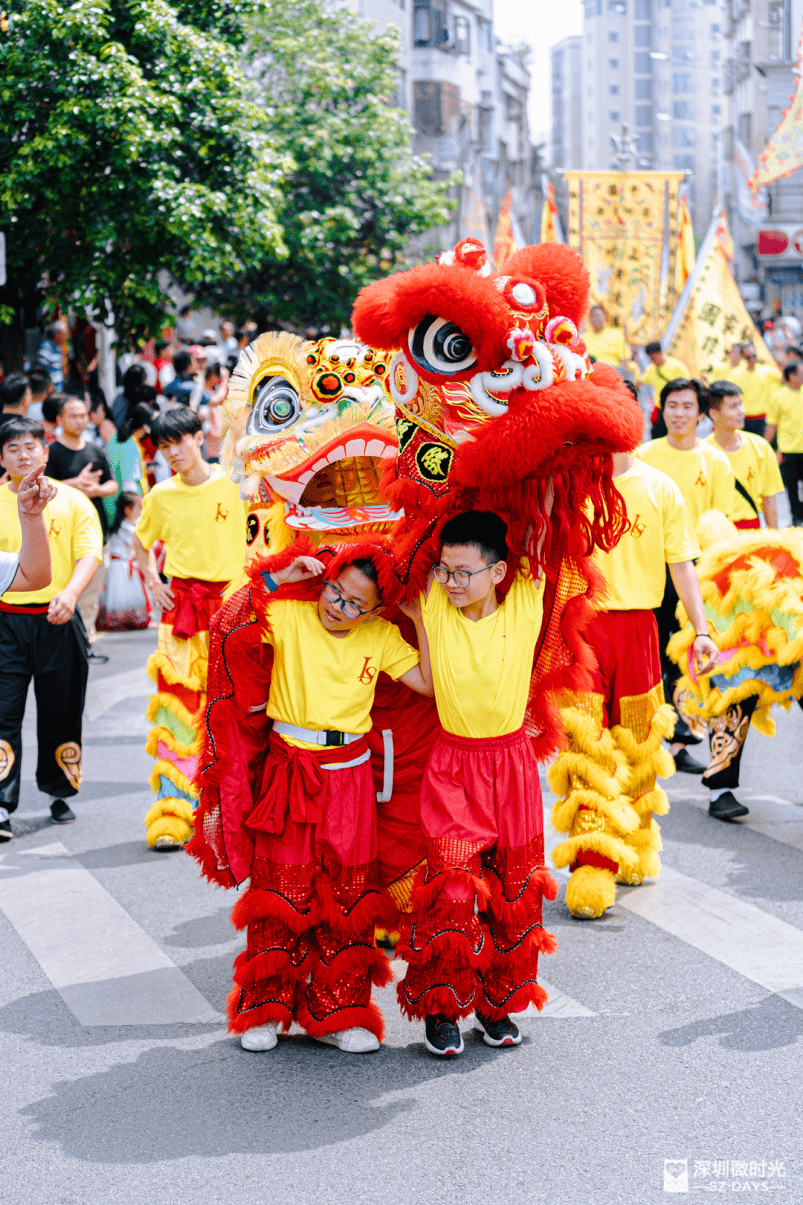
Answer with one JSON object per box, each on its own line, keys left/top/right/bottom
{"left": 0, "top": 842, "right": 221, "bottom": 1026}
{"left": 617, "top": 865, "right": 803, "bottom": 1007}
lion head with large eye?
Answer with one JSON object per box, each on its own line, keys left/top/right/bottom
{"left": 222, "top": 331, "right": 397, "bottom": 556}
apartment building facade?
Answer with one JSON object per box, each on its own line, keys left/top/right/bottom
{"left": 551, "top": 36, "right": 583, "bottom": 170}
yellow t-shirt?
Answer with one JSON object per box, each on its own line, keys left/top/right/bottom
{"left": 584, "top": 326, "right": 628, "bottom": 367}
{"left": 421, "top": 573, "right": 545, "bottom": 739}
{"left": 766, "top": 384, "right": 803, "bottom": 454}
{"left": 0, "top": 479, "right": 101, "bottom": 605}
{"left": 636, "top": 437, "right": 735, "bottom": 531}
{"left": 639, "top": 356, "right": 690, "bottom": 396}
{"left": 706, "top": 431, "right": 784, "bottom": 520}
{"left": 721, "top": 363, "right": 781, "bottom": 417}
{"left": 264, "top": 600, "right": 419, "bottom": 748}
{"left": 594, "top": 460, "right": 700, "bottom": 610}
{"left": 135, "top": 465, "right": 247, "bottom": 582}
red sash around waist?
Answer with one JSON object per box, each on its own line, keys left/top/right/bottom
{"left": 0, "top": 600, "right": 50, "bottom": 614}
{"left": 734, "top": 518, "right": 761, "bottom": 530}
{"left": 164, "top": 577, "right": 227, "bottom": 639}
{"left": 245, "top": 729, "right": 370, "bottom": 838}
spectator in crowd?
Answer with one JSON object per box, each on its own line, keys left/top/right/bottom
{"left": 113, "top": 363, "right": 148, "bottom": 428}
{"left": 87, "top": 393, "right": 116, "bottom": 447}
{"left": 583, "top": 305, "right": 630, "bottom": 374}
{"left": 227, "top": 328, "right": 249, "bottom": 372}
{"left": 175, "top": 304, "right": 196, "bottom": 343}
{"left": 0, "top": 418, "right": 102, "bottom": 832}
{"left": 765, "top": 360, "right": 803, "bottom": 525}
{"left": 104, "top": 401, "right": 156, "bottom": 526}
{"left": 0, "top": 373, "right": 32, "bottom": 422}
{"left": 202, "top": 362, "right": 228, "bottom": 463}
{"left": 26, "top": 367, "right": 53, "bottom": 423}
{"left": 153, "top": 341, "right": 174, "bottom": 395}
{"left": 46, "top": 396, "right": 118, "bottom": 654}
{"left": 219, "top": 320, "right": 238, "bottom": 356}
{"left": 40, "top": 394, "right": 61, "bottom": 445}
{"left": 163, "top": 350, "right": 202, "bottom": 408}
{"left": 36, "top": 321, "right": 68, "bottom": 391}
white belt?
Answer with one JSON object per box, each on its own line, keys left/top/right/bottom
{"left": 272, "top": 719, "right": 370, "bottom": 769}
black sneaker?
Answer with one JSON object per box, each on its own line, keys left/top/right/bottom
{"left": 673, "top": 747, "right": 705, "bottom": 775}
{"left": 87, "top": 649, "right": 109, "bottom": 664}
{"left": 709, "top": 790, "right": 749, "bottom": 821}
{"left": 474, "top": 1010, "right": 522, "bottom": 1048}
{"left": 0, "top": 806, "right": 11, "bottom": 841}
{"left": 424, "top": 1014, "right": 464, "bottom": 1057}
{"left": 50, "top": 799, "right": 76, "bottom": 824}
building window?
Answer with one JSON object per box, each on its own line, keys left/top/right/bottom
{"left": 635, "top": 0, "right": 651, "bottom": 15}
{"left": 396, "top": 67, "right": 408, "bottom": 109}
{"left": 609, "top": 57, "right": 620, "bottom": 68}
{"left": 608, "top": 30, "right": 619, "bottom": 41}
{"left": 674, "top": 153, "right": 695, "bottom": 169}
{"left": 634, "top": 25, "right": 652, "bottom": 46}
{"left": 413, "top": 1, "right": 449, "bottom": 47}
{"left": 608, "top": 0, "right": 626, "bottom": 12}
{"left": 477, "top": 17, "right": 492, "bottom": 52}
{"left": 414, "top": 80, "right": 460, "bottom": 135}
{"left": 634, "top": 52, "right": 652, "bottom": 72}
{"left": 673, "top": 72, "right": 692, "bottom": 93}
{"left": 635, "top": 78, "right": 653, "bottom": 98}
{"left": 584, "top": 0, "right": 603, "bottom": 15}
{"left": 738, "top": 112, "right": 751, "bottom": 144}
{"left": 610, "top": 110, "right": 621, "bottom": 121}
{"left": 672, "top": 45, "right": 693, "bottom": 64}
{"left": 635, "top": 104, "right": 653, "bottom": 125}
{"left": 710, "top": 22, "right": 720, "bottom": 36}
{"left": 609, "top": 84, "right": 620, "bottom": 94}
{"left": 637, "top": 130, "right": 653, "bottom": 152}
{"left": 673, "top": 100, "right": 694, "bottom": 118}
{"left": 711, "top": 103, "right": 721, "bottom": 119}
{"left": 454, "top": 14, "right": 470, "bottom": 55}
{"left": 711, "top": 77, "right": 720, "bottom": 93}
{"left": 672, "top": 126, "right": 695, "bottom": 147}
{"left": 671, "top": 18, "right": 693, "bottom": 39}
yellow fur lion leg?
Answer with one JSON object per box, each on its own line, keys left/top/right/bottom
{"left": 565, "top": 865, "right": 618, "bottom": 919}
{"left": 144, "top": 797, "right": 195, "bottom": 848}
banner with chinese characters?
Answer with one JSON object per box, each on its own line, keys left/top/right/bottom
{"left": 564, "top": 170, "right": 685, "bottom": 343}
{"left": 750, "top": 23, "right": 803, "bottom": 194}
{"left": 663, "top": 210, "right": 775, "bottom": 379}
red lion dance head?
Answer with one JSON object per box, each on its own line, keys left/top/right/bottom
{"left": 353, "top": 238, "right": 643, "bottom": 579}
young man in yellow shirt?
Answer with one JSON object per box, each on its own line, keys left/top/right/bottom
{"left": 707, "top": 381, "right": 783, "bottom": 529}
{"left": 637, "top": 378, "right": 734, "bottom": 773}
{"left": 640, "top": 342, "right": 690, "bottom": 439}
{"left": 133, "top": 408, "right": 247, "bottom": 849}
{"left": 224, "top": 547, "right": 432, "bottom": 1055}
{"left": 765, "top": 360, "right": 803, "bottom": 525}
{"left": 0, "top": 418, "right": 101, "bottom": 831}
{"left": 720, "top": 343, "right": 780, "bottom": 437}
{"left": 396, "top": 510, "right": 557, "bottom": 1057}
{"left": 583, "top": 305, "right": 630, "bottom": 373}
{"left": 550, "top": 453, "right": 718, "bottom": 916}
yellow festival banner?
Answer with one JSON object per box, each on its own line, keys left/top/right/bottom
{"left": 664, "top": 210, "right": 775, "bottom": 380}
{"left": 564, "top": 170, "right": 685, "bottom": 343}
{"left": 675, "top": 193, "right": 695, "bottom": 294}
{"left": 750, "top": 24, "right": 803, "bottom": 194}
{"left": 539, "top": 182, "right": 564, "bottom": 244}
{"left": 493, "top": 188, "right": 521, "bottom": 268}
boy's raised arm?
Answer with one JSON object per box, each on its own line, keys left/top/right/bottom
{"left": 398, "top": 593, "right": 433, "bottom": 696}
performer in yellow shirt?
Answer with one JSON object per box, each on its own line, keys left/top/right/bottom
{"left": 583, "top": 305, "right": 631, "bottom": 373}
{"left": 223, "top": 548, "right": 431, "bottom": 1054}
{"left": 0, "top": 418, "right": 101, "bottom": 830}
{"left": 396, "top": 510, "right": 557, "bottom": 1057}
{"left": 707, "top": 381, "right": 783, "bottom": 529}
{"left": 765, "top": 360, "right": 803, "bottom": 525}
{"left": 134, "top": 408, "right": 247, "bottom": 849}
{"left": 639, "top": 342, "right": 690, "bottom": 439}
{"left": 719, "top": 343, "right": 780, "bottom": 436}
{"left": 549, "top": 456, "right": 718, "bottom": 917}
{"left": 636, "top": 378, "right": 734, "bottom": 773}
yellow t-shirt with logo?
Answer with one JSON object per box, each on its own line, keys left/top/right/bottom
{"left": 721, "top": 363, "right": 781, "bottom": 418}
{"left": 421, "top": 573, "right": 545, "bottom": 739}
{"left": 706, "top": 432, "right": 784, "bottom": 520}
{"left": 636, "top": 437, "right": 735, "bottom": 531}
{"left": 766, "top": 384, "right": 803, "bottom": 454}
{"left": 135, "top": 465, "right": 247, "bottom": 582}
{"left": 639, "top": 356, "right": 690, "bottom": 396}
{"left": 264, "top": 600, "right": 419, "bottom": 748}
{"left": 584, "top": 326, "right": 628, "bottom": 367}
{"left": 0, "top": 479, "right": 101, "bottom": 605}
{"left": 594, "top": 460, "right": 700, "bottom": 610}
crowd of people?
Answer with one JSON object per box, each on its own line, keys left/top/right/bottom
{"left": 0, "top": 293, "right": 800, "bottom": 1061}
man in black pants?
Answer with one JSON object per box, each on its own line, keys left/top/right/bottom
{"left": 765, "top": 360, "right": 803, "bottom": 525}
{"left": 0, "top": 418, "right": 101, "bottom": 834}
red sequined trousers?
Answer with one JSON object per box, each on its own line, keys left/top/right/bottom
{"left": 397, "top": 727, "right": 558, "bottom": 1023}
{"left": 228, "top": 740, "right": 396, "bottom": 1041}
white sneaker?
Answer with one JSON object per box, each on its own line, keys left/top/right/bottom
{"left": 315, "top": 1027, "right": 380, "bottom": 1053}
{"left": 240, "top": 1022, "right": 278, "bottom": 1051}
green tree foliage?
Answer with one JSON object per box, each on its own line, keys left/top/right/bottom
{"left": 0, "top": 0, "right": 288, "bottom": 336}
{"left": 197, "top": 0, "right": 458, "bottom": 333}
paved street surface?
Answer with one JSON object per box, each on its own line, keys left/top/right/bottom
{"left": 2, "top": 628, "right": 802, "bottom": 1204}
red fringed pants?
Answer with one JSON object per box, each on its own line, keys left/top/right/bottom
{"left": 228, "top": 737, "right": 395, "bottom": 1041}
{"left": 398, "top": 727, "right": 558, "bottom": 1023}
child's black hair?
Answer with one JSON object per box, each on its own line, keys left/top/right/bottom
{"left": 350, "top": 556, "right": 382, "bottom": 602}
{"left": 151, "top": 407, "right": 202, "bottom": 447}
{"left": 0, "top": 416, "right": 46, "bottom": 453}
{"left": 110, "top": 490, "right": 142, "bottom": 535}
{"left": 439, "top": 510, "right": 509, "bottom": 565}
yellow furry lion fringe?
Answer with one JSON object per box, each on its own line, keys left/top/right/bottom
{"left": 669, "top": 525, "right": 803, "bottom": 732}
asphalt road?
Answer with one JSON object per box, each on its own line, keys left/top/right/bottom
{"left": 1, "top": 627, "right": 801, "bottom": 1205}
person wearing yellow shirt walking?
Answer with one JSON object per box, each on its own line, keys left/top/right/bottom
{"left": 0, "top": 417, "right": 102, "bottom": 832}
{"left": 639, "top": 343, "right": 690, "bottom": 438}
{"left": 636, "top": 378, "right": 735, "bottom": 774}
{"left": 133, "top": 408, "right": 248, "bottom": 850}
{"left": 719, "top": 343, "right": 780, "bottom": 437}
{"left": 583, "top": 305, "right": 632, "bottom": 374}
{"left": 707, "top": 381, "right": 783, "bottom": 529}
{"left": 765, "top": 360, "right": 803, "bottom": 525}
{"left": 549, "top": 454, "right": 718, "bottom": 916}
{"left": 396, "top": 511, "right": 557, "bottom": 1057}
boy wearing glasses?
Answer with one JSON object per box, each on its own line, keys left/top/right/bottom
{"left": 226, "top": 547, "right": 433, "bottom": 1055}
{"left": 396, "top": 510, "right": 557, "bottom": 1057}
